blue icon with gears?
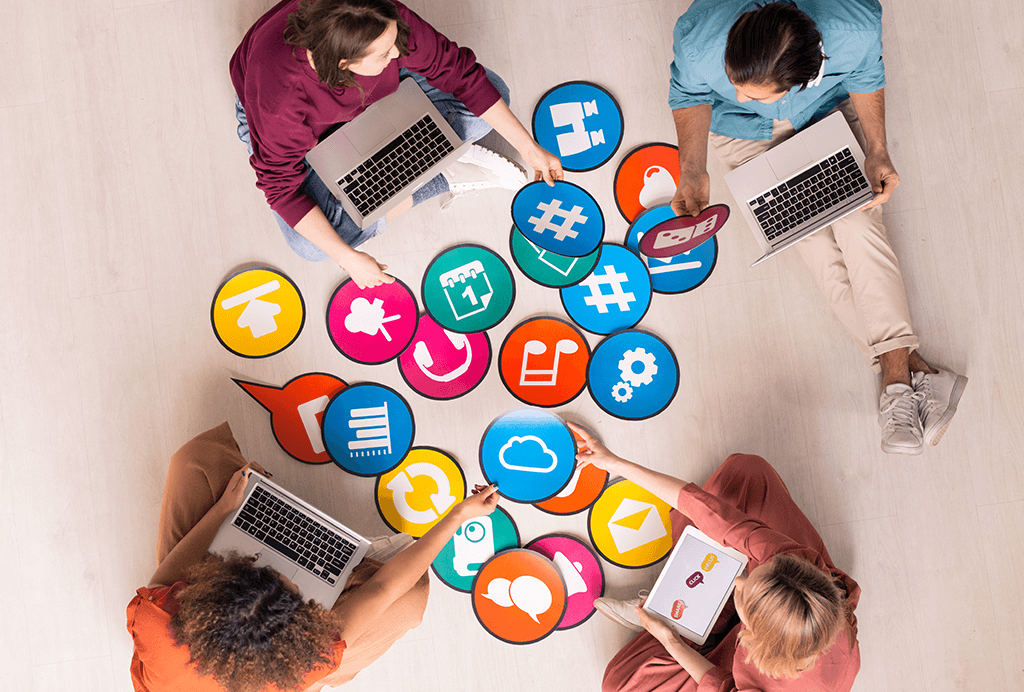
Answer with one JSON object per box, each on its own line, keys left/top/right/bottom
{"left": 588, "top": 331, "right": 679, "bottom": 420}
{"left": 479, "top": 409, "right": 576, "bottom": 504}
{"left": 322, "top": 383, "right": 415, "bottom": 476}
{"left": 560, "top": 244, "right": 651, "bottom": 335}
{"left": 533, "top": 81, "right": 624, "bottom": 172}
{"left": 511, "top": 181, "right": 605, "bottom": 257}
{"left": 625, "top": 204, "right": 718, "bottom": 295}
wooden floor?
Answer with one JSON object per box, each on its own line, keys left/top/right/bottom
{"left": 1, "top": 0, "right": 1021, "bottom": 689}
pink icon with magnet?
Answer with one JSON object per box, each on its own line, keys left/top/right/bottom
{"left": 398, "top": 314, "right": 491, "bottom": 400}
{"left": 327, "top": 278, "right": 418, "bottom": 364}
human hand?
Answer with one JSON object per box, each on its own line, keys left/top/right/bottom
{"left": 861, "top": 150, "right": 900, "bottom": 210}
{"left": 636, "top": 603, "right": 679, "bottom": 645}
{"left": 522, "top": 143, "right": 564, "bottom": 185}
{"left": 456, "top": 483, "right": 500, "bottom": 520}
{"left": 568, "top": 422, "right": 623, "bottom": 473}
{"left": 216, "top": 462, "right": 271, "bottom": 514}
{"left": 342, "top": 250, "right": 395, "bottom": 289}
{"left": 670, "top": 166, "right": 710, "bottom": 218}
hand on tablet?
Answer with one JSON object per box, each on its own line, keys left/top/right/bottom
{"left": 636, "top": 602, "right": 681, "bottom": 644}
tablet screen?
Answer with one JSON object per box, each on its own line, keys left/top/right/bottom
{"left": 645, "top": 532, "right": 745, "bottom": 639}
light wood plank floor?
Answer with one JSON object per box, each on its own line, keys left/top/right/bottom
{"left": 1, "top": 0, "right": 1021, "bottom": 689}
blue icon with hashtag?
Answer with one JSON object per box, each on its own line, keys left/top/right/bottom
{"left": 511, "top": 181, "right": 604, "bottom": 257}
{"left": 560, "top": 244, "right": 652, "bottom": 334}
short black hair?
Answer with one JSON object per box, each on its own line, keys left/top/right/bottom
{"left": 724, "top": 1, "right": 825, "bottom": 93}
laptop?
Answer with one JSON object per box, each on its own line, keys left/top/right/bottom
{"left": 723, "top": 110, "right": 875, "bottom": 267}
{"left": 208, "top": 473, "right": 371, "bottom": 608}
{"left": 305, "top": 77, "right": 472, "bottom": 228}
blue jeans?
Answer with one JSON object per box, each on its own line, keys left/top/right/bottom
{"left": 236, "top": 68, "right": 510, "bottom": 261}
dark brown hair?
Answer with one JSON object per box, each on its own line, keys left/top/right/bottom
{"left": 170, "top": 553, "right": 336, "bottom": 692}
{"left": 736, "top": 554, "right": 851, "bottom": 679}
{"left": 285, "top": 0, "right": 411, "bottom": 89}
{"left": 724, "top": 1, "right": 825, "bottom": 93}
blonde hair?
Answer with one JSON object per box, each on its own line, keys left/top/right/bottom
{"left": 736, "top": 554, "right": 849, "bottom": 679}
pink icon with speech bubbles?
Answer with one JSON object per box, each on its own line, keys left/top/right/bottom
{"left": 327, "top": 279, "right": 418, "bottom": 364}
{"left": 525, "top": 534, "right": 605, "bottom": 629}
{"left": 234, "top": 373, "right": 347, "bottom": 464}
{"left": 398, "top": 314, "right": 491, "bottom": 400}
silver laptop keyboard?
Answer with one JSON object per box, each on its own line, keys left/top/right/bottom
{"left": 749, "top": 147, "right": 870, "bottom": 241}
{"left": 338, "top": 115, "right": 455, "bottom": 217}
{"left": 233, "top": 486, "right": 358, "bottom": 585}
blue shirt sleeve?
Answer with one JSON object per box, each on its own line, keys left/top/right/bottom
{"left": 840, "top": 22, "right": 886, "bottom": 94}
{"left": 668, "top": 16, "right": 715, "bottom": 110}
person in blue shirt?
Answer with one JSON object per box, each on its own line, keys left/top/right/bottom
{"left": 668, "top": 0, "right": 966, "bottom": 456}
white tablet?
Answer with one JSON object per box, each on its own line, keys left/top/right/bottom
{"left": 642, "top": 525, "right": 748, "bottom": 645}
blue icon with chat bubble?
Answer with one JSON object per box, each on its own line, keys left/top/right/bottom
{"left": 532, "top": 81, "right": 624, "bottom": 172}
{"left": 625, "top": 205, "right": 718, "bottom": 295}
{"left": 588, "top": 330, "right": 679, "bottom": 420}
{"left": 322, "top": 383, "right": 415, "bottom": 476}
{"left": 479, "top": 409, "right": 576, "bottom": 503}
{"left": 511, "top": 181, "right": 605, "bottom": 257}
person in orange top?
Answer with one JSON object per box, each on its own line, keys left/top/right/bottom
{"left": 127, "top": 423, "right": 499, "bottom": 691}
{"left": 569, "top": 424, "right": 861, "bottom": 692}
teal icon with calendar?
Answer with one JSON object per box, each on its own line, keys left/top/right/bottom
{"left": 422, "top": 244, "right": 516, "bottom": 334}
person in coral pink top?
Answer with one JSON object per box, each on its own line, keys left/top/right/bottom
{"left": 569, "top": 424, "right": 861, "bottom": 692}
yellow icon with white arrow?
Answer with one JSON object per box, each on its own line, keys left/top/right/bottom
{"left": 376, "top": 448, "right": 467, "bottom": 537}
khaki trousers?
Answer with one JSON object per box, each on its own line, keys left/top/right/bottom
{"left": 156, "top": 422, "right": 428, "bottom": 690}
{"left": 710, "top": 99, "right": 919, "bottom": 371}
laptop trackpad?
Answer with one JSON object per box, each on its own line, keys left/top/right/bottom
{"left": 346, "top": 105, "right": 396, "bottom": 156}
{"left": 254, "top": 550, "right": 299, "bottom": 580}
{"left": 766, "top": 139, "right": 813, "bottom": 180}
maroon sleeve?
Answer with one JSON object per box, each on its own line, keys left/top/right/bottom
{"left": 696, "top": 665, "right": 738, "bottom": 692}
{"left": 396, "top": 3, "right": 502, "bottom": 116}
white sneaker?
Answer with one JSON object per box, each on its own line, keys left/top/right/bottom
{"left": 913, "top": 368, "right": 968, "bottom": 446}
{"left": 593, "top": 590, "right": 649, "bottom": 632}
{"left": 440, "top": 144, "right": 528, "bottom": 209}
{"left": 365, "top": 534, "right": 413, "bottom": 562}
{"left": 878, "top": 383, "right": 925, "bottom": 455}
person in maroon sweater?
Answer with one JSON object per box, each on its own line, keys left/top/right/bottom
{"left": 569, "top": 424, "right": 861, "bottom": 692}
{"left": 231, "top": 0, "right": 561, "bottom": 288}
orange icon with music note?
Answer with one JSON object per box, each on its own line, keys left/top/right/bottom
{"left": 498, "top": 317, "right": 590, "bottom": 407}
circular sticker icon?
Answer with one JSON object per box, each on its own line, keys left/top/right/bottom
{"left": 625, "top": 205, "right": 718, "bottom": 295}
{"left": 472, "top": 549, "right": 568, "bottom": 645}
{"left": 532, "top": 81, "right": 624, "bottom": 172}
{"left": 421, "top": 244, "right": 515, "bottom": 334}
{"left": 534, "top": 462, "right": 607, "bottom": 515}
{"left": 499, "top": 317, "right": 590, "bottom": 408}
{"left": 326, "top": 278, "right": 418, "bottom": 364}
{"left": 234, "top": 373, "right": 347, "bottom": 465}
{"left": 211, "top": 268, "right": 305, "bottom": 358}
{"left": 613, "top": 143, "right": 681, "bottom": 222}
{"left": 560, "top": 244, "right": 652, "bottom": 335}
{"left": 511, "top": 181, "right": 605, "bottom": 257}
{"left": 479, "top": 409, "right": 576, "bottom": 504}
{"left": 375, "top": 448, "right": 466, "bottom": 538}
{"left": 431, "top": 506, "right": 520, "bottom": 592}
{"left": 637, "top": 204, "right": 730, "bottom": 258}
{"left": 525, "top": 534, "right": 605, "bottom": 629}
{"left": 509, "top": 225, "right": 600, "bottom": 288}
{"left": 588, "top": 478, "right": 674, "bottom": 569}
{"left": 321, "top": 383, "right": 415, "bottom": 476}
{"left": 588, "top": 330, "right": 679, "bottom": 420}
{"left": 398, "top": 314, "right": 491, "bottom": 400}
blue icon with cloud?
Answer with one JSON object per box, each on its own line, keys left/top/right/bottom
{"left": 480, "top": 409, "right": 575, "bottom": 503}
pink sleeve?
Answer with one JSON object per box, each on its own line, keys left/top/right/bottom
{"left": 396, "top": 3, "right": 502, "bottom": 116}
{"left": 696, "top": 665, "right": 738, "bottom": 692}
{"left": 676, "top": 483, "right": 824, "bottom": 568}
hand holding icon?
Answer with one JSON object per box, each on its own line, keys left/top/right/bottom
{"left": 456, "top": 483, "right": 500, "bottom": 520}
{"left": 568, "top": 422, "right": 624, "bottom": 473}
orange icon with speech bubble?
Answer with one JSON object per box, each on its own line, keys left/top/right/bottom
{"left": 472, "top": 549, "right": 567, "bottom": 645}
{"left": 499, "top": 317, "right": 590, "bottom": 408}
{"left": 235, "top": 373, "right": 347, "bottom": 464}
{"left": 613, "top": 143, "right": 681, "bottom": 222}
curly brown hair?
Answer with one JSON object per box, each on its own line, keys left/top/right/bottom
{"left": 170, "top": 553, "right": 337, "bottom": 692}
